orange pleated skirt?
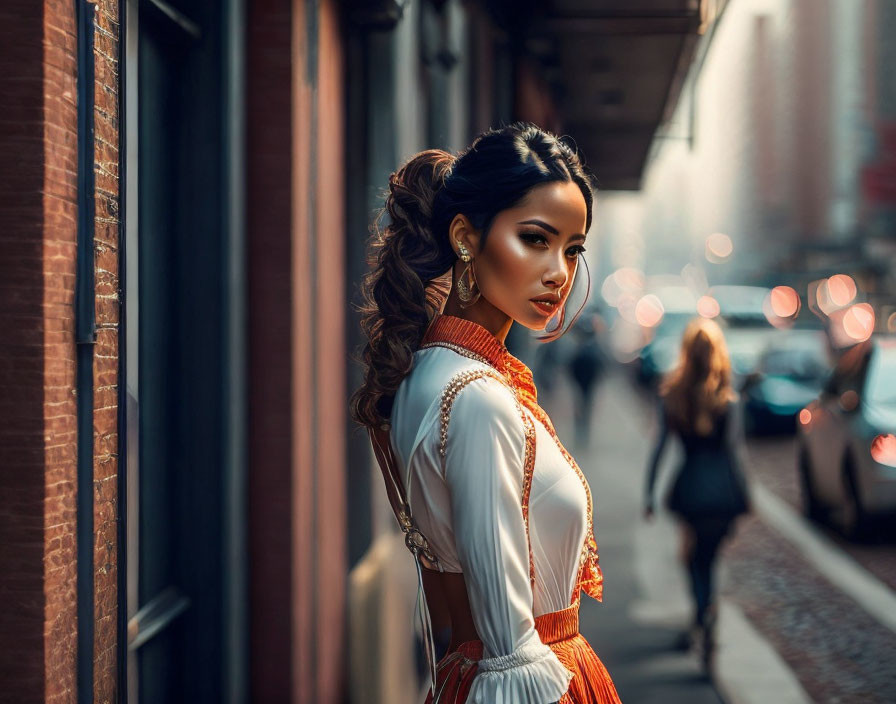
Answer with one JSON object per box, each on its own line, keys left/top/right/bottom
{"left": 424, "top": 604, "right": 621, "bottom": 704}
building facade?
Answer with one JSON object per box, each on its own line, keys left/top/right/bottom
{"left": 0, "top": 1, "right": 703, "bottom": 702}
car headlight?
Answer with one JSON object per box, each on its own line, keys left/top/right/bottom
{"left": 799, "top": 408, "right": 813, "bottom": 427}
{"left": 871, "top": 434, "right": 896, "bottom": 468}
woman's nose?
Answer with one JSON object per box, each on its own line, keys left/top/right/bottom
{"left": 542, "top": 252, "right": 569, "bottom": 289}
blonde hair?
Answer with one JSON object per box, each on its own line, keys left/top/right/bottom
{"left": 661, "top": 317, "right": 737, "bottom": 436}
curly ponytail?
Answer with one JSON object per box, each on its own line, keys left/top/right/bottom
{"left": 352, "top": 123, "right": 595, "bottom": 429}
{"left": 351, "top": 150, "right": 458, "bottom": 428}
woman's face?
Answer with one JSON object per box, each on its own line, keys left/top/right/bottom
{"left": 463, "top": 180, "right": 589, "bottom": 331}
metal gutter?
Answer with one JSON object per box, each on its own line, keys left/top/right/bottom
{"left": 116, "top": 0, "right": 130, "bottom": 700}
{"left": 74, "top": 2, "right": 96, "bottom": 702}
{"left": 223, "top": 0, "right": 249, "bottom": 700}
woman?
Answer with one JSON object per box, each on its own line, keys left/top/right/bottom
{"left": 352, "top": 123, "right": 621, "bottom": 703}
{"left": 643, "top": 318, "right": 750, "bottom": 668}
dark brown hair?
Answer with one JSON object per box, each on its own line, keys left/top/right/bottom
{"left": 351, "top": 123, "right": 594, "bottom": 429}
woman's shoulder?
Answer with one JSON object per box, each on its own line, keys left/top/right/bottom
{"left": 407, "top": 345, "right": 509, "bottom": 396}
{"left": 395, "top": 346, "right": 517, "bottom": 429}
{"left": 414, "top": 350, "right": 522, "bottom": 444}
{"left": 442, "top": 367, "right": 519, "bottom": 420}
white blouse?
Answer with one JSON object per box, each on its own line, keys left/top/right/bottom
{"left": 390, "top": 340, "right": 593, "bottom": 703}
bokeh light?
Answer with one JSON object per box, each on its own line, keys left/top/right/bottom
{"left": 601, "top": 275, "right": 621, "bottom": 307}
{"left": 871, "top": 434, "right": 896, "bottom": 467}
{"left": 635, "top": 294, "right": 664, "bottom": 328}
{"left": 799, "top": 408, "right": 812, "bottom": 426}
{"left": 763, "top": 286, "right": 801, "bottom": 328}
{"left": 769, "top": 286, "right": 800, "bottom": 318}
{"left": 601, "top": 267, "right": 645, "bottom": 308}
{"left": 842, "top": 303, "right": 875, "bottom": 342}
{"left": 697, "top": 295, "right": 720, "bottom": 318}
{"left": 814, "top": 274, "right": 860, "bottom": 316}
{"left": 827, "top": 274, "right": 857, "bottom": 307}
{"left": 705, "top": 233, "right": 733, "bottom": 263}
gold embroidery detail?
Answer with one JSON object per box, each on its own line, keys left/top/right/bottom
{"left": 437, "top": 364, "right": 538, "bottom": 591}
{"left": 520, "top": 411, "right": 537, "bottom": 590}
{"left": 421, "top": 340, "right": 492, "bottom": 368}
{"left": 525, "top": 403, "right": 603, "bottom": 603}
{"left": 438, "top": 369, "right": 507, "bottom": 458}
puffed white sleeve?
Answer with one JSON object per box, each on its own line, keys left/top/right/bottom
{"left": 443, "top": 378, "right": 573, "bottom": 704}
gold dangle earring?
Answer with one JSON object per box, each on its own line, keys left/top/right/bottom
{"left": 455, "top": 242, "right": 480, "bottom": 308}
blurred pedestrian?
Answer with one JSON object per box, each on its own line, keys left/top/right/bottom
{"left": 643, "top": 317, "right": 750, "bottom": 670}
{"left": 567, "top": 314, "right": 606, "bottom": 447}
{"left": 353, "top": 123, "right": 621, "bottom": 703}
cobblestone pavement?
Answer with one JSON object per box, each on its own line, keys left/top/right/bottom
{"left": 722, "top": 514, "right": 896, "bottom": 703}
{"left": 746, "top": 436, "right": 896, "bottom": 591}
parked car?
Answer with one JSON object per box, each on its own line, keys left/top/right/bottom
{"left": 723, "top": 325, "right": 777, "bottom": 385}
{"left": 710, "top": 284, "right": 770, "bottom": 323}
{"left": 797, "top": 336, "right": 896, "bottom": 538}
{"left": 712, "top": 284, "right": 778, "bottom": 384}
{"left": 742, "top": 331, "right": 830, "bottom": 434}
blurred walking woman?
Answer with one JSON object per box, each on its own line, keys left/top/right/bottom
{"left": 643, "top": 318, "right": 750, "bottom": 666}
{"left": 352, "top": 123, "right": 621, "bottom": 703}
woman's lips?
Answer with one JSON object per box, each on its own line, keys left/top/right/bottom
{"left": 530, "top": 299, "right": 559, "bottom": 316}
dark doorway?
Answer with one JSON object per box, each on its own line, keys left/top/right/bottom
{"left": 122, "top": 1, "right": 245, "bottom": 701}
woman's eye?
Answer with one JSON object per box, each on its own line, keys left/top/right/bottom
{"left": 521, "top": 232, "right": 586, "bottom": 258}
{"left": 520, "top": 232, "right": 548, "bottom": 246}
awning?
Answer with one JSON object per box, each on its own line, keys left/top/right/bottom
{"left": 493, "top": 0, "right": 714, "bottom": 190}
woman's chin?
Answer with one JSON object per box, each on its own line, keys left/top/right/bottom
{"left": 516, "top": 314, "right": 551, "bottom": 331}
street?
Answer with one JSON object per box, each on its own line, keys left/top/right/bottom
{"left": 540, "top": 367, "right": 896, "bottom": 704}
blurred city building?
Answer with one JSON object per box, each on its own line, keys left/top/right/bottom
{"left": 596, "top": 0, "right": 896, "bottom": 337}
{"left": 0, "top": 0, "right": 754, "bottom": 702}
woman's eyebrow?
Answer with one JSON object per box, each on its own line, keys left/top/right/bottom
{"left": 518, "top": 218, "right": 558, "bottom": 234}
{"left": 518, "top": 218, "right": 587, "bottom": 240}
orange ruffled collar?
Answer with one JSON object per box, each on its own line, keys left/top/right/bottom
{"left": 420, "top": 314, "right": 539, "bottom": 411}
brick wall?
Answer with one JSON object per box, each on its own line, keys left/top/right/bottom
{"left": 42, "top": 0, "right": 81, "bottom": 696}
{"left": 0, "top": 1, "right": 121, "bottom": 701}
{"left": 91, "top": 2, "right": 121, "bottom": 701}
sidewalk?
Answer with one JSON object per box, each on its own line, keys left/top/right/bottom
{"left": 542, "top": 369, "right": 811, "bottom": 704}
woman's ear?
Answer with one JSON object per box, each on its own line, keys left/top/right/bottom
{"left": 448, "top": 214, "right": 481, "bottom": 257}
